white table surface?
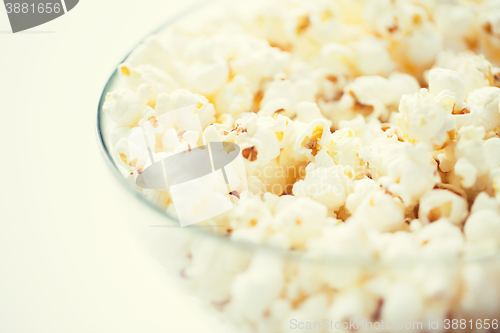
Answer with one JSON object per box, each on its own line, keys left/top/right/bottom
{"left": 0, "top": 1, "right": 231, "bottom": 332}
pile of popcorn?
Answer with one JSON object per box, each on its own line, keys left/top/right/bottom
{"left": 103, "top": 0, "right": 500, "bottom": 331}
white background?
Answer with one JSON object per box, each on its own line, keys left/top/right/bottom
{"left": 0, "top": 1, "right": 229, "bottom": 332}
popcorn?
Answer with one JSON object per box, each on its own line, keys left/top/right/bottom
{"left": 229, "top": 193, "right": 272, "bottom": 230}
{"left": 293, "top": 163, "right": 354, "bottom": 211}
{"left": 294, "top": 101, "right": 331, "bottom": 126}
{"left": 460, "top": 262, "right": 500, "bottom": 317}
{"left": 103, "top": 87, "right": 149, "bottom": 127}
{"left": 177, "top": 36, "right": 231, "bottom": 95}
{"left": 231, "top": 252, "right": 284, "bottom": 322}
{"left": 327, "top": 289, "right": 378, "bottom": 328}
{"left": 345, "top": 178, "right": 381, "bottom": 214}
{"left": 477, "top": 3, "right": 500, "bottom": 65}
{"left": 155, "top": 89, "right": 216, "bottom": 129}
{"left": 230, "top": 45, "right": 290, "bottom": 83}
{"left": 324, "top": 127, "right": 363, "bottom": 169}
{"left": 293, "top": 119, "right": 331, "bottom": 160}
{"left": 185, "top": 57, "right": 229, "bottom": 96}
{"left": 428, "top": 68, "right": 467, "bottom": 112}
{"left": 119, "top": 64, "right": 177, "bottom": 103}
{"left": 418, "top": 189, "right": 468, "bottom": 226}
{"left": 464, "top": 209, "right": 500, "bottom": 250}
{"left": 358, "top": 135, "right": 406, "bottom": 179}
{"left": 382, "top": 283, "right": 424, "bottom": 326}
{"left": 470, "top": 192, "right": 500, "bottom": 213}
{"left": 350, "top": 191, "right": 406, "bottom": 233}
{"left": 259, "top": 74, "right": 318, "bottom": 119}
{"left": 332, "top": 73, "right": 421, "bottom": 129}
{"left": 364, "top": 0, "right": 443, "bottom": 78}
{"left": 397, "top": 88, "right": 456, "bottom": 150}
{"left": 306, "top": 222, "right": 374, "bottom": 263}
{"left": 215, "top": 75, "right": 254, "bottom": 116}
{"left": 379, "top": 144, "right": 440, "bottom": 206}
{"left": 432, "top": 50, "right": 496, "bottom": 94}
{"left": 125, "top": 35, "right": 173, "bottom": 72}
{"left": 270, "top": 196, "right": 329, "bottom": 249}
{"left": 417, "top": 219, "right": 465, "bottom": 259}
{"left": 380, "top": 231, "right": 419, "bottom": 261}
{"left": 433, "top": 4, "right": 476, "bottom": 50}
{"left": 349, "top": 37, "right": 395, "bottom": 77}
{"left": 454, "top": 157, "right": 478, "bottom": 188}
{"left": 318, "top": 42, "right": 354, "bottom": 76}
{"left": 455, "top": 125, "right": 491, "bottom": 178}
{"left": 466, "top": 87, "right": 500, "bottom": 131}
{"left": 233, "top": 114, "right": 282, "bottom": 167}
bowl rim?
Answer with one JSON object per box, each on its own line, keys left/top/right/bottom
{"left": 95, "top": 0, "right": 500, "bottom": 268}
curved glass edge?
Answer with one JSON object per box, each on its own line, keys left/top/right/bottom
{"left": 95, "top": 0, "right": 500, "bottom": 269}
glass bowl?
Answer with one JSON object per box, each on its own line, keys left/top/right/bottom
{"left": 97, "top": 1, "right": 500, "bottom": 332}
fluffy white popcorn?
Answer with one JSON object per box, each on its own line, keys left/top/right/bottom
{"left": 294, "top": 101, "right": 331, "bottom": 126}
{"left": 455, "top": 125, "right": 491, "bottom": 178}
{"left": 350, "top": 191, "right": 405, "bottom": 232}
{"left": 124, "top": 35, "right": 176, "bottom": 72}
{"left": 293, "top": 119, "right": 331, "bottom": 160}
{"left": 466, "top": 87, "right": 500, "bottom": 131}
{"left": 358, "top": 135, "right": 406, "bottom": 180}
{"left": 418, "top": 189, "right": 468, "bottom": 226}
{"left": 428, "top": 68, "right": 467, "bottom": 111}
{"left": 231, "top": 252, "right": 284, "bottom": 322}
{"left": 177, "top": 35, "right": 231, "bottom": 95}
{"left": 230, "top": 45, "right": 290, "bottom": 83}
{"left": 259, "top": 74, "right": 318, "bottom": 119}
{"left": 103, "top": 87, "right": 150, "bottom": 127}
{"left": 432, "top": 50, "right": 495, "bottom": 94}
{"left": 161, "top": 128, "right": 181, "bottom": 152}
{"left": 433, "top": 4, "right": 476, "bottom": 50}
{"left": 382, "top": 282, "right": 424, "bottom": 326}
{"left": 464, "top": 209, "right": 500, "bottom": 251}
{"left": 404, "top": 27, "right": 443, "bottom": 74}
{"left": 232, "top": 114, "right": 282, "bottom": 167}
{"left": 454, "top": 157, "right": 478, "bottom": 188}
{"left": 184, "top": 238, "right": 250, "bottom": 303}
{"left": 478, "top": 3, "right": 500, "bottom": 63}
{"left": 317, "top": 42, "right": 354, "bottom": 76}
{"left": 293, "top": 163, "right": 354, "bottom": 211}
{"left": 417, "top": 219, "right": 465, "bottom": 259}
{"left": 229, "top": 194, "right": 272, "bottom": 230}
{"left": 215, "top": 75, "right": 254, "bottom": 116}
{"left": 119, "top": 64, "right": 177, "bottom": 102}
{"left": 379, "top": 144, "right": 440, "bottom": 206}
{"left": 155, "top": 89, "right": 216, "bottom": 129}
{"left": 349, "top": 37, "right": 395, "bottom": 76}
{"left": 460, "top": 262, "right": 500, "bottom": 317}
{"left": 380, "top": 231, "right": 419, "bottom": 261}
{"left": 338, "top": 73, "right": 420, "bottom": 123}
{"left": 364, "top": 0, "right": 443, "bottom": 77}
{"left": 397, "top": 88, "right": 456, "bottom": 150}
{"left": 345, "top": 178, "right": 381, "bottom": 214}
{"left": 185, "top": 57, "right": 229, "bottom": 95}
{"left": 324, "top": 127, "right": 363, "bottom": 169}
{"left": 327, "top": 289, "right": 378, "bottom": 328}
{"left": 471, "top": 192, "right": 500, "bottom": 213}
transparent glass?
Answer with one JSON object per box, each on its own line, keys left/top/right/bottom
{"left": 97, "top": 1, "right": 500, "bottom": 332}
